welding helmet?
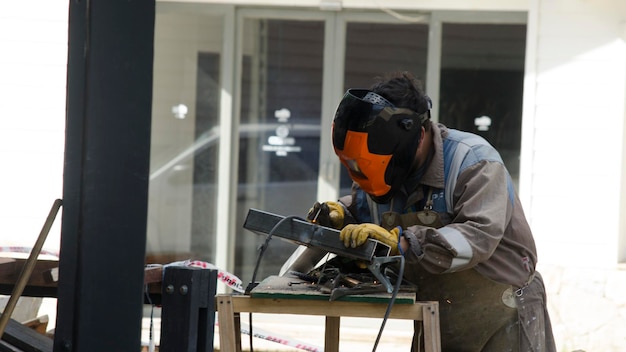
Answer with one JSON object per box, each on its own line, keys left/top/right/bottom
{"left": 332, "top": 89, "right": 430, "bottom": 203}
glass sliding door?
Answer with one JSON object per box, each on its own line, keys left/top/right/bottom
{"left": 438, "top": 23, "right": 526, "bottom": 187}
{"left": 340, "top": 20, "right": 429, "bottom": 194}
{"left": 344, "top": 21, "right": 429, "bottom": 88}
{"left": 235, "top": 18, "right": 325, "bottom": 281}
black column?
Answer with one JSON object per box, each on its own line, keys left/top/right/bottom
{"left": 55, "top": 0, "right": 155, "bottom": 351}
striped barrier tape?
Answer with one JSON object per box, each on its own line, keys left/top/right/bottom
{"left": 0, "top": 246, "right": 59, "bottom": 258}
{"left": 238, "top": 321, "right": 324, "bottom": 352}
{"left": 163, "top": 259, "right": 245, "bottom": 293}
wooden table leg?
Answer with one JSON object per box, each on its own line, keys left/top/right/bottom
{"left": 217, "top": 295, "right": 241, "bottom": 352}
{"left": 422, "top": 303, "right": 441, "bottom": 352}
{"left": 324, "top": 316, "right": 340, "bottom": 352}
{"left": 234, "top": 312, "right": 242, "bottom": 352}
{"left": 412, "top": 320, "right": 421, "bottom": 352}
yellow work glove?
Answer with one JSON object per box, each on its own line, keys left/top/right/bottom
{"left": 340, "top": 223, "right": 400, "bottom": 255}
{"left": 306, "top": 201, "right": 345, "bottom": 229}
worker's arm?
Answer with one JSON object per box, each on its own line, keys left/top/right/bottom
{"left": 403, "top": 160, "right": 513, "bottom": 274}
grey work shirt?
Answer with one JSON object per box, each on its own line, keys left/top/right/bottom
{"left": 342, "top": 123, "right": 538, "bottom": 288}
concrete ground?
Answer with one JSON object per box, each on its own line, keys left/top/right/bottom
{"left": 143, "top": 311, "right": 416, "bottom": 351}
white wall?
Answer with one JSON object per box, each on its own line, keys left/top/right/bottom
{"left": 526, "top": 0, "right": 626, "bottom": 267}
{"left": 524, "top": 1, "right": 626, "bottom": 350}
{"left": 0, "top": 0, "right": 68, "bottom": 334}
{"left": 0, "top": 1, "right": 67, "bottom": 256}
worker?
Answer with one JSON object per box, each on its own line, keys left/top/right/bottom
{"left": 283, "top": 71, "right": 556, "bottom": 351}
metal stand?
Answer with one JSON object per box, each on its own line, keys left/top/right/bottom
{"left": 159, "top": 267, "right": 218, "bottom": 352}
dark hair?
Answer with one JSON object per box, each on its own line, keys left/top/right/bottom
{"left": 370, "top": 71, "right": 432, "bottom": 129}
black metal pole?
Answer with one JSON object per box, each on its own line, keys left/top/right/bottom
{"left": 55, "top": 0, "right": 155, "bottom": 351}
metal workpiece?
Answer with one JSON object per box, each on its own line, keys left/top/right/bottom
{"left": 243, "top": 208, "right": 391, "bottom": 262}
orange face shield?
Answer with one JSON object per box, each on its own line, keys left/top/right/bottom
{"left": 336, "top": 130, "right": 393, "bottom": 197}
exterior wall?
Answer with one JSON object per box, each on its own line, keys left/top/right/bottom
{"left": 525, "top": 0, "right": 626, "bottom": 350}
{"left": 527, "top": 0, "right": 626, "bottom": 267}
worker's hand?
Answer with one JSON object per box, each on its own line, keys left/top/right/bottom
{"left": 340, "top": 223, "right": 400, "bottom": 255}
{"left": 306, "top": 201, "right": 345, "bottom": 229}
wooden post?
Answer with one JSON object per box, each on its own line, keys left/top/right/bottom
{"left": 160, "top": 266, "right": 218, "bottom": 352}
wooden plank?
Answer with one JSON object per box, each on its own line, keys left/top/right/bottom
{"left": 42, "top": 268, "right": 58, "bottom": 284}
{"left": 143, "top": 266, "right": 163, "bottom": 285}
{"left": 0, "top": 259, "right": 58, "bottom": 288}
{"left": 0, "top": 260, "right": 166, "bottom": 299}
{"left": 22, "top": 315, "right": 49, "bottom": 335}
{"left": 225, "top": 295, "right": 428, "bottom": 321}
{"left": 0, "top": 259, "right": 16, "bottom": 277}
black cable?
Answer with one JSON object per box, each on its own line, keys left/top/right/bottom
{"left": 144, "top": 284, "right": 155, "bottom": 351}
{"left": 247, "top": 215, "right": 306, "bottom": 352}
{"left": 371, "top": 255, "right": 405, "bottom": 352}
{"left": 250, "top": 215, "right": 305, "bottom": 286}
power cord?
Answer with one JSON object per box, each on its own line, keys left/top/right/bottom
{"left": 144, "top": 285, "right": 156, "bottom": 352}
{"left": 371, "top": 255, "right": 405, "bottom": 352}
{"left": 246, "top": 215, "right": 305, "bottom": 352}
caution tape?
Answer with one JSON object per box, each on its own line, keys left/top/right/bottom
{"left": 0, "top": 246, "right": 59, "bottom": 258}
{"left": 145, "top": 319, "right": 325, "bottom": 352}
{"left": 237, "top": 321, "right": 324, "bottom": 352}
{"left": 163, "top": 259, "right": 245, "bottom": 293}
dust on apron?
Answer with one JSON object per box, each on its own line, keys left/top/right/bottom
{"left": 377, "top": 188, "right": 551, "bottom": 352}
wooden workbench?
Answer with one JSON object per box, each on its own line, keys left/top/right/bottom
{"left": 216, "top": 276, "right": 441, "bottom": 352}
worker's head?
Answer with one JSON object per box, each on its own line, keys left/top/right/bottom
{"left": 332, "top": 72, "right": 432, "bottom": 203}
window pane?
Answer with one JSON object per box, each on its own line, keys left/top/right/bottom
{"left": 439, "top": 23, "right": 526, "bottom": 187}
{"left": 147, "top": 12, "right": 223, "bottom": 264}
{"left": 236, "top": 19, "right": 324, "bottom": 282}
{"left": 340, "top": 21, "right": 429, "bottom": 193}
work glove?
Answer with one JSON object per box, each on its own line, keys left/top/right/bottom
{"left": 306, "top": 201, "right": 345, "bottom": 229}
{"left": 340, "top": 223, "right": 400, "bottom": 255}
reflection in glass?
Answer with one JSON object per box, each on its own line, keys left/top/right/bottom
{"left": 340, "top": 21, "right": 429, "bottom": 194}
{"left": 147, "top": 12, "right": 223, "bottom": 264}
{"left": 236, "top": 19, "right": 324, "bottom": 282}
{"left": 439, "top": 23, "right": 526, "bottom": 187}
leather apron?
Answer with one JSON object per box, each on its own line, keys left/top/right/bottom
{"left": 381, "top": 207, "right": 521, "bottom": 352}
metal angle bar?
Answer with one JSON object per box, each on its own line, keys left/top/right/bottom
{"left": 243, "top": 208, "right": 390, "bottom": 262}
